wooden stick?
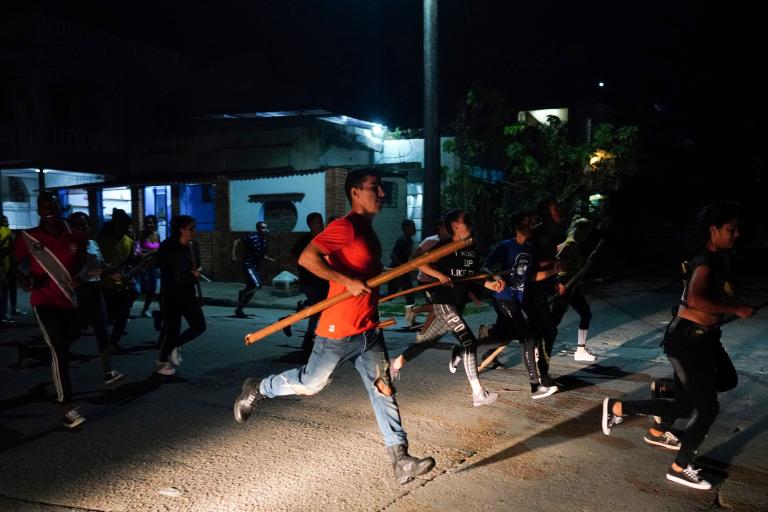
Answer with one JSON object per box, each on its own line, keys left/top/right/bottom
{"left": 244, "top": 237, "right": 474, "bottom": 344}
{"left": 377, "top": 318, "right": 396, "bottom": 329}
{"left": 378, "top": 267, "right": 518, "bottom": 304}
{"left": 547, "top": 239, "right": 605, "bottom": 304}
{"left": 478, "top": 345, "right": 507, "bottom": 370}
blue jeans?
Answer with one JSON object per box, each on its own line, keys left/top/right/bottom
{"left": 260, "top": 328, "right": 407, "bottom": 447}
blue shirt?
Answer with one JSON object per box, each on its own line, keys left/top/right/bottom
{"left": 242, "top": 233, "right": 268, "bottom": 266}
{"left": 485, "top": 239, "right": 535, "bottom": 302}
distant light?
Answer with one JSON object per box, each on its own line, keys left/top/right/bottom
{"left": 589, "top": 193, "right": 605, "bottom": 203}
{"left": 371, "top": 124, "right": 384, "bottom": 137}
{"left": 589, "top": 149, "right": 615, "bottom": 171}
{"left": 598, "top": 81, "right": 605, "bottom": 88}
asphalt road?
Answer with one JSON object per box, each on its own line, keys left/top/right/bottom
{"left": 1, "top": 277, "right": 767, "bottom": 511}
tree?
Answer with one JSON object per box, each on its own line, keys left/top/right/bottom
{"left": 443, "top": 88, "right": 638, "bottom": 249}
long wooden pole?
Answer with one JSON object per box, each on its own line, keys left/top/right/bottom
{"left": 244, "top": 237, "right": 473, "bottom": 345}
{"left": 547, "top": 239, "right": 605, "bottom": 305}
{"left": 377, "top": 318, "right": 396, "bottom": 329}
{"left": 378, "top": 267, "right": 517, "bottom": 304}
{"left": 478, "top": 345, "right": 507, "bottom": 371}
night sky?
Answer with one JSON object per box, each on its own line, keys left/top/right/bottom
{"left": 30, "top": 0, "right": 759, "bottom": 127}
{"left": 13, "top": 1, "right": 768, "bottom": 229}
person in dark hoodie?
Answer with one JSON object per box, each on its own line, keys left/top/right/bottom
{"left": 154, "top": 215, "right": 206, "bottom": 376}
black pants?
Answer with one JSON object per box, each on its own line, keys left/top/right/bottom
{"left": 526, "top": 282, "right": 559, "bottom": 377}
{"left": 237, "top": 264, "right": 263, "bottom": 309}
{"left": 490, "top": 299, "right": 540, "bottom": 386}
{"left": 299, "top": 281, "right": 329, "bottom": 350}
{"left": 0, "top": 273, "right": 8, "bottom": 317}
{"left": 158, "top": 293, "right": 206, "bottom": 362}
{"left": 33, "top": 304, "right": 82, "bottom": 404}
{"left": 77, "top": 284, "right": 112, "bottom": 373}
{"left": 622, "top": 318, "right": 736, "bottom": 467}
{"left": 551, "top": 287, "right": 592, "bottom": 330}
{"left": 8, "top": 268, "right": 17, "bottom": 310}
{"left": 387, "top": 273, "right": 415, "bottom": 305}
{"left": 103, "top": 287, "right": 132, "bottom": 346}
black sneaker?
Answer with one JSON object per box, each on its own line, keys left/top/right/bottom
{"left": 104, "top": 370, "right": 126, "bottom": 385}
{"left": 644, "top": 430, "right": 681, "bottom": 451}
{"left": 62, "top": 408, "right": 86, "bottom": 429}
{"left": 651, "top": 378, "right": 674, "bottom": 399}
{"left": 601, "top": 397, "right": 623, "bottom": 435}
{"left": 234, "top": 309, "right": 248, "bottom": 318}
{"left": 233, "top": 378, "right": 264, "bottom": 424}
{"left": 666, "top": 464, "right": 712, "bottom": 490}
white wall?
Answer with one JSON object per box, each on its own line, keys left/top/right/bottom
{"left": 229, "top": 172, "right": 325, "bottom": 232}
{"left": 375, "top": 136, "right": 458, "bottom": 172}
{"left": 132, "top": 125, "right": 374, "bottom": 175}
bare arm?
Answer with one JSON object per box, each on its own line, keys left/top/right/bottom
{"left": 687, "top": 266, "right": 753, "bottom": 318}
{"left": 418, "top": 263, "right": 452, "bottom": 286}
{"left": 534, "top": 262, "right": 561, "bottom": 282}
{"left": 298, "top": 241, "right": 371, "bottom": 296}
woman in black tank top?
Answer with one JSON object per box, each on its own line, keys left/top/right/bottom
{"left": 599, "top": 201, "right": 754, "bottom": 491}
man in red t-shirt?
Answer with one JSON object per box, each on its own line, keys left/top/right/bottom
{"left": 233, "top": 168, "right": 435, "bottom": 484}
{"left": 14, "top": 192, "right": 87, "bottom": 428}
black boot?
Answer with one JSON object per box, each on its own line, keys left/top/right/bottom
{"left": 387, "top": 444, "right": 435, "bottom": 484}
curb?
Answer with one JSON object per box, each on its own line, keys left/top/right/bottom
{"left": 201, "top": 297, "right": 299, "bottom": 311}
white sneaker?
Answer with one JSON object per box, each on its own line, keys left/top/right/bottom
{"left": 532, "top": 385, "right": 558, "bottom": 400}
{"left": 404, "top": 305, "right": 417, "bottom": 326}
{"left": 574, "top": 346, "right": 597, "bottom": 362}
{"left": 104, "top": 370, "right": 125, "bottom": 385}
{"left": 472, "top": 389, "right": 499, "bottom": 406}
{"left": 171, "top": 347, "right": 183, "bottom": 366}
{"left": 155, "top": 361, "right": 176, "bottom": 376}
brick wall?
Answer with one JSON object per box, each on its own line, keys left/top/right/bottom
{"left": 200, "top": 168, "right": 355, "bottom": 283}
{"left": 324, "top": 167, "right": 349, "bottom": 220}
{"left": 222, "top": 231, "right": 303, "bottom": 284}
{"left": 131, "top": 185, "right": 144, "bottom": 236}
{"left": 205, "top": 175, "right": 305, "bottom": 283}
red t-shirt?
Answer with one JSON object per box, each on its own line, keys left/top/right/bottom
{"left": 312, "top": 213, "right": 382, "bottom": 338}
{"left": 14, "top": 223, "right": 86, "bottom": 310}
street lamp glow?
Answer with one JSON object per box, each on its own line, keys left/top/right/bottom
{"left": 371, "top": 124, "right": 384, "bottom": 137}
{"left": 598, "top": 81, "right": 605, "bottom": 88}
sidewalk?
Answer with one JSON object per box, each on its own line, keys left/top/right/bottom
{"left": 1, "top": 274, "right": 767, "bottom": 511}
{"left": 199, "top": 280, "right": 420, "bottom": 314}
{"left": 199, "top": 281, "right": 300, "bottom": 310}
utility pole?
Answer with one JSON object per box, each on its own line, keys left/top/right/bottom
{"left": 422, "top": 0, "right": 440, "bottom": 237}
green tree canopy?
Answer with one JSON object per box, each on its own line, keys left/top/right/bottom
{"left": 442, "top": 87, "right": 638, "bottom": 249}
